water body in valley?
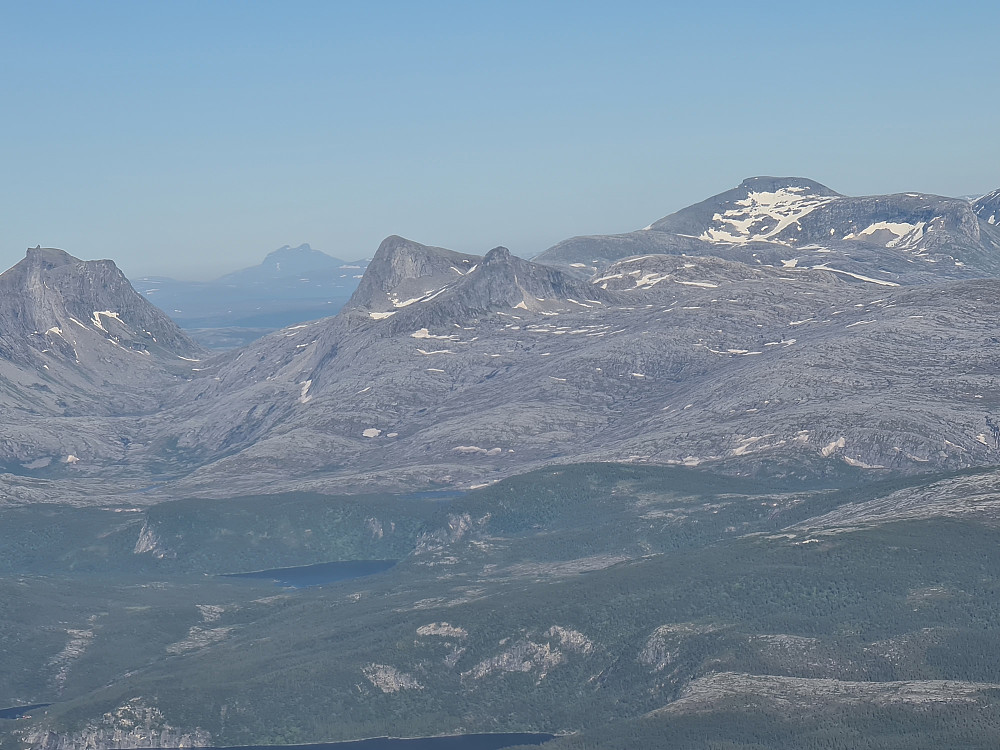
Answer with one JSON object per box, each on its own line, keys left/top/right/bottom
{"left": 398, "top": 489, "right": 465, "bottom": 502}
{"left": 191, "top": 734, "right": 554, "bottom": 750}
{"left": 0, "top": 704, "right": 50, "bottom": 719}
{"left": 221, "top": 559, "right": 397, "bottom": 588}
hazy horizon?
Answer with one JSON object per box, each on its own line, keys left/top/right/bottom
{"left": 3, "top": 0, "right": 998, "bottom": 281}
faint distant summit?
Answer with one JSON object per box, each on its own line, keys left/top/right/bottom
{"left": 218, "top": 243, "right": 351, "bottom": 285}
{"left": 135, "top": 243, "right": 371, "bottom": 347}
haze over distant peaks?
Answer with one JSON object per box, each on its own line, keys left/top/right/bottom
{"left": 136, "top": 243, "right": 370, "bottom": 348}
{"left": 216, "top": 243, "right": 357, "bottom": 285}
{"left": 974, "top": 188, "right": 1000, "bottom": 227}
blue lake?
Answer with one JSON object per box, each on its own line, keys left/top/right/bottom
{"left": 221, "top": 559, "right": 397, "bottom": 588}
{"left": 398, "top": 489, "right": 465, "bottom": 501}
{"left": 0, "top": 704, "right": 50, "bottom": 719}
{"left": 189, "top": 734, "right": 554, "bottom": 750}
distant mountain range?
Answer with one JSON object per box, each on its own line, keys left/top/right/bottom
{"left": 136, "top": 243, "right": 369, "bottom": 348}
{"left": 537, "top": 177, "right": 1000, "bottom": 284}
{"left": 2, "top": 177, "right": 1000, "bottom": 498}
{"left": 9, "top": 177, "right": 1000, "bottom": 750}
{"left": 135, "top": 183, "right": 1000, "bottom": 353}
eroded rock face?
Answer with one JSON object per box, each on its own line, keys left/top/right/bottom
{"left": 362, "top": 664, "right": 423, "bottom": 693}
{"left": 656, "top": 672, "right": 1000, "bottom": 714}
{"left": 639, "top": 623, "right": 720, "bottom": 672}
{"left": 0, "top": 247, "right": 204, "bottom": 422}
{"left": 20, "top": 698, "right": 210, "bottom": 750}
{"left": 0, "top": 247, "right": 203, "bottom": 367}
{"left": 0, "top": 247, "right": 207, "bottom": 475}
{"left": 347, "top": 235, "right": 480, "bottom": 316}
{"left": 461, "top": 625, "right": 596, "bottom": 683}
{"left": 462, "top": 639, "right": 565, "bottom": 682}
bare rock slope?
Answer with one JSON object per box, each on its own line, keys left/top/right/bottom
{"left": 0, "top": 247, "right": 204, "bottom": 474}
{"left": 537, "top": 176, "right": 1000, "bottom": 285}
{"left": 151, "top": 225, "right": 1000, "bottom": 497}
{"left": 6, "top": 176, "right": 1000, "bottom": 498}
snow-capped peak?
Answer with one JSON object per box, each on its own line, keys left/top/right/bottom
{"left": 699, "top": 187, "right": 836, "bottom": 245}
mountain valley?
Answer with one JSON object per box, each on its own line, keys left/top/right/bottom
{"left": 5, "top": 177, "right": 1000, "bottom": 749}
{"left": 7, "top": 178, "right": 1000, "bottom": 501}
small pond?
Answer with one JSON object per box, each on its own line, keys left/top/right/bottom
{"left": 188, "top": 734, "right": 554, "bottom": 750}
{"left": 221, "top": 559, "right": 397, "bottom": 588}
{"left": 0, "top": 703, "right": 50, "bottom": 719}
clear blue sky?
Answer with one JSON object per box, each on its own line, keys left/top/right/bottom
{"left": 2, "top": 0, "right": 998, "bottom": 279}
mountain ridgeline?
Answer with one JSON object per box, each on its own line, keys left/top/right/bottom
{"left": 3, "top": 176, "right": 1000, "bottom": 496}
{"left": 538, "top": 176, "right": 1000, "bottom": 285}
{"left": 0, "top": 247, "right": 202, "bottom": 415}
{"left": 8, "top": 177, "right": 1000, "bottom": 750}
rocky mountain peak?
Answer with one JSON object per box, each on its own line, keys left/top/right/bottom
{"left": 385, "top": 244, "right": 611, "bottom": 325}
{"left": 366, "top": 235, "right": 474, "bottom": 279}
{"left": 0, "top": 247, "right": 203, "bottom": 363}
{"left": 537, "top": 176, "right": 1000, "bottom": 283}
{"left": 23, "top": 245, "right": 77, "bottom": 270}
{"left": 974, "top": 188, "right": 1000, "bottom": 227}
{"left": 482, "top": 246, "right": 513, "bottom": 266}
{"left": 262, "top": 243, "right": 317, "bottom": 262}
{"left": 216, "top": 243, "right": 346, "bottom": 284}
{"left": 643, "top": 176, "right": 840, "bottom": 238}
{"left": 736, "top": 176, "right": 841, "bottom": 197}
{"left": 347, "top": 235, "right": 479, "bottom": 313}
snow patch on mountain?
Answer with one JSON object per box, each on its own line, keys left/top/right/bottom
{"left": 699, "top": 188, "right": 835, "bottom": 244}
{"left": 844, "top": 221, "right": 926, "bottom": 248}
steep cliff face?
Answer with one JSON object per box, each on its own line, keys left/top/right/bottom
{"left": 0, "top": 248, "right": 205, "bottom": 471}
{"left": 346, "top": 235, "right": 480, "bottom": 315}
{"left": 383, "top": 245, "right": 616, "bottom": 329}
{"left": 0, "top": 247, "right": 205, "bottom": 414}
{"left": 0, "top": 247, "right": 202, "bottom": 363}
